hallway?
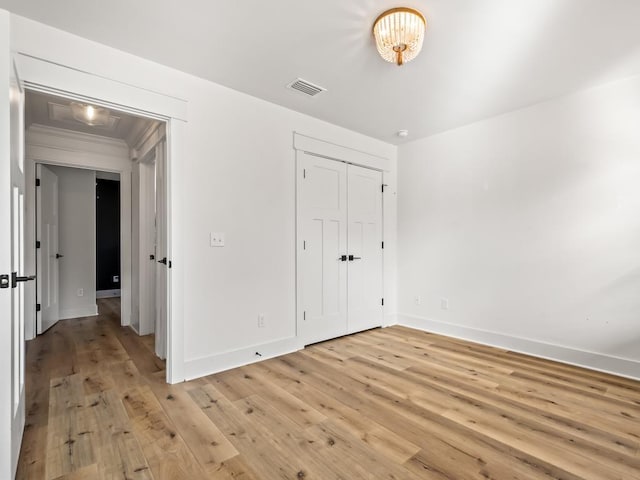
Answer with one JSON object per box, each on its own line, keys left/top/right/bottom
{"left": 17, "top": 298, "right": 165, "bottom": 479}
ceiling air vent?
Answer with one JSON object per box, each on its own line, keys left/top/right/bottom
{"left": 286, "top": 78, "right": 326, "bottom": 98}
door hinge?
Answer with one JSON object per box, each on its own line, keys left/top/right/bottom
{"left": 303, "top": 240, "right": 306, "bottom": 250}
{"left": 36, "top": 178, "right": 41, "bottom": 187}
{"left": 381, "top": 298, "right": 384, "bottom": 306}
{"left": 303, "top": 169, "right": 306, "bottom": 179}
{"left": 168, "top": 260, "right": 172, "bottom": 268}
{"left": 381, "top": 241, "right": 384, "bottom": 249}
{"left": 303, "top": 311, "right": 306, "bottom": 320}
{"left": 36, "top": 240, "right": 41, "bottom": 249}
{"left": 36, "top": 303, "right": 41, "bottom": 312}
{"left": 381, "top": 184, "right": 386, "bottom": 193}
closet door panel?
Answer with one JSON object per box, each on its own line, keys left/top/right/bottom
{"left": 299, "top": 154, "right": 348, "bottom": 344}
{"left": 347, "top": 164, "right": 383, "bottom": 333}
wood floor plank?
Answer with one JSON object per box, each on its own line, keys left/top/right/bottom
{"left": 251, "top": 361, "right": 422, "bottom": 465}
{"left": 50, "top": 463, "right": 99, "bottom": 480}
{"left": 206, "top": 456, "right": 261, "bottom": 480}
{"left": 15, "top": 423, "right": 47, "bottom": 480}
{"left": 17, "top": 298, "right": 640, "bottom": 479}
{"left": 45, "top": 375, "right": 97, "bottom": 480}
{"left": 189, "top": 383, "right": 312, "bottom": 479}
{"left": 152, "top": 385, "right": 239, "bottom": 472}
{"left": 123, "top": 385, "right": 208, "bottom": 480}
{"left": 233, "top": 394, "right": 379, "bottom": 479}
{"left": 88, "top": 389, "right": 152, "bottom": 480}
{"left": 213, "top": 365, "right": 328, "bottom": 429}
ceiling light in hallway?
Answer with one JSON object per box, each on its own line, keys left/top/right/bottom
{"left": 70, "top": 102, "right": 110, "bottom": 126}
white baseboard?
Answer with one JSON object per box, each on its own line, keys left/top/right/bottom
{"left": 397, "top": 313, "right": 640, "bottom": 381}
{"left": 184, "top": 336, "right": 303, "bottom": 381}
{"left": 96, "top": 289, "right": 121, "bottom": 298}
{"left": 383, "top": 312, "right": 398, "bottom": 327}
{"left": 59, "top": 305, "right": 99, "bottom": 320}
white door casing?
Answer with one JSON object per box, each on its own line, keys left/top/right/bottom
{"left": 13, "top": 51, "right": 186, "bottom": 384}
{"left": 347, "top": 164, "right": 383, "bottom": 333}
{"left": 298, "top": 153, "right": 348, "bottom": 345}
{"left": 36, "top": 163, "right": 60, "bottom": 333}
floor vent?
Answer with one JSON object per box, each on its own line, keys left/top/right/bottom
{"left": 286, "top": 78, "right": 326, "bottom": 97}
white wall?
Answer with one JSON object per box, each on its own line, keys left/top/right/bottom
{"left": 48, "top": 165, "right": 97, "bottom": 319}
{"left": 398, "top": 75, "right": 640, "bottom": 379}
{"left": 7, "top": 12, "right": 398, "bottom": 379}
{"left": 179, "top": 66, "right": 398, "bottom": 377}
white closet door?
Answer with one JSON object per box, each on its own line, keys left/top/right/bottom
{"left": 347, "top": 164, "right": 383, "bottom": 333}
{"left": 299, "top": 153, "right": 348, "bottom": 344}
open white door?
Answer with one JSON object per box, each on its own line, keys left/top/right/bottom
{"left": 139, "top": 159, "right": 156, "bottom": 336}
{"left": 346, "top": 164, "right": 383, "bottom": 333}
{"left": 155, "top": 141, "right": 167, "bottom": 359}
{"left": 36, "top": 164, "right": 60, "bottom": 333}
{"left": 0, "top": 53, "right": 28, "bottom": 477}
{"left": 298, "top": 152, "right": 348, "bottom": 345}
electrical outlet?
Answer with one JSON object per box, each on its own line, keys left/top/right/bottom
{"left": 414, "top": 296, "right": 422, "bottom": 305}
{"left": 113, "top": 275, "right": 119, "bottom": 283}
{"left": 258, "top": 314, "right": 265, "bottom": 328}
{"left": 441, "top": 298, "right": 449, "bottom": 310}
{"left": 77, "top": 288, "right": 84, "bottom": 297}
{"left": 210, "top": 232, "right": 225, "bottom": 247}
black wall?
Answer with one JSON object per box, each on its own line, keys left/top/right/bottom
{"left": 96, "top": 178, "right": 121, "bottom": 291}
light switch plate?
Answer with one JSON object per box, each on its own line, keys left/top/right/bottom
{"left": 210, "top": 232, "right": 225, "bottom": 247}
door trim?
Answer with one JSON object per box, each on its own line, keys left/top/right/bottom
{"left": 294, "top": 135, "right": 390, "bottom": 345}
{"left": 294, "top": 132, "right": 392, "bottom": 172}
{"left": 14, "top": 53, "right": 186, "bottom": 384}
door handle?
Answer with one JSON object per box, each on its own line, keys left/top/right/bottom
{"left": 348, "top": 255, "right": 362, "bottom": 261}
{"left": 158, "top": 257, "right": 167, "bottom": 265}
{"left": 55, "top": 253, "right": 64, "bottom": 259}
{"left": 338, "top": 255, "right": 348, "bottom": 262}
{"left": 12, "top": 272, "right": 36, "bottom": 288}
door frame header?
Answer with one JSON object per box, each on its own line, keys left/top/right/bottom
{"left": 293, "top": 132, "right": 391, "bottom": 172}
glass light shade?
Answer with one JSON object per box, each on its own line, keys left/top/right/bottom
{"left": 373, "top": 7, "right": 426, "bottom": 66}
{"left": 70, "top": 102, "right": 111, "bottom": 126}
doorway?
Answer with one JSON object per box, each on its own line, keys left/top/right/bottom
{"left": 2, "top": 53, "right": 186, "bottom": 477}
{"left": 25, "top": 90, "right": 169, "bottom": 362}
{"left": 96, "top": 173, "right": 122, "bottom": 299}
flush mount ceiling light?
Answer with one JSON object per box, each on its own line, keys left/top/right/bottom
{"left": 373, "top": 7, "right": 427, "bottom": 66}
{"left": 70, "top": 102, "right": 111, "bottom": 126}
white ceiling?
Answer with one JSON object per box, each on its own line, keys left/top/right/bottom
{"left": 26, "top": 91, "right": 157, "bottom": 147}
{"left": 5, "top": 0, "right": 640, "bottom": 144}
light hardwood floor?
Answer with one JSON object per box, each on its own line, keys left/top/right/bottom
{"left": 17, "top": 298, "right": 640, "bottom": 479}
